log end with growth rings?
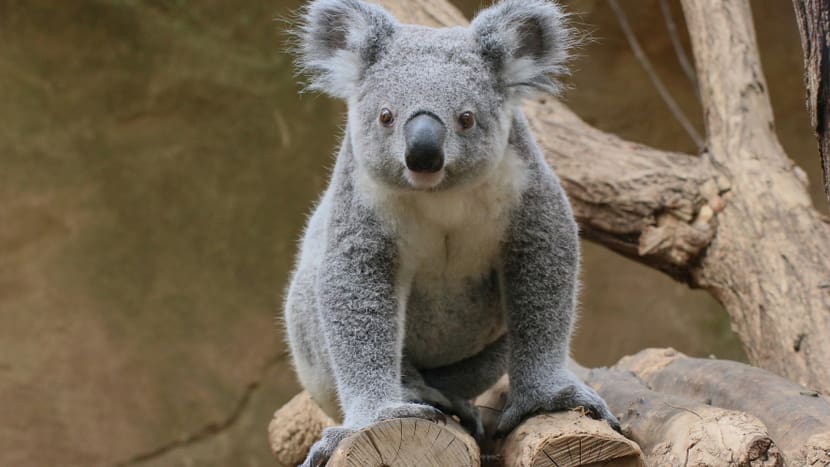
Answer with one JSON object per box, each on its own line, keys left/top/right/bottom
{"left": 499, "top": 412, "right": 645, "bottom": 467}
{"left": 327, "top": 417, "right": 480, "bottom": 467}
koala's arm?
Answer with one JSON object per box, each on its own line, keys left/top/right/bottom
{"left": 317, "top": 200, "right": 403, "bottom": 425}
{"left": 316, "top": 182, "right": 442, "bottom": 434}
{"left": 496, "top": 131, "right": 620, "bottom": 436}
{"left": 502, "top": 161, "right": 579, "bottom": 386}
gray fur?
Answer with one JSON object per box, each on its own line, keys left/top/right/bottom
{"left": 284, "top": 1, "right": 617, "bottom": 465}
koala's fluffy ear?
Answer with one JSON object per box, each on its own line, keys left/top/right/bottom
{"left": 295, "top": 0, "right": 396, "bottom": 99}
{"left": 471, "top": 0, "right": 573, "bottom": 99}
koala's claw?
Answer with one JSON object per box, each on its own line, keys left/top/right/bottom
{"left": 493, "top": 383, "right": 620, "bottom": 439}
{"left": 448, "top": 397, "right": 486, "bottom": 441}
{"left": 299, "top": 427, "right": 354, "bottom": 467}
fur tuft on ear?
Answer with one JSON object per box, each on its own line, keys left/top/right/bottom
{"left": 471, "top": 0, "right": 575, "bottom": 99}
{"left": 293, "top": 0, "right": 397, "bottom": 99}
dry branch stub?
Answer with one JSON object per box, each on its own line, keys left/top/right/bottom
{"left": 617, "top": 348, "right": 830, "bottom": 466}
{"left": 268, "top": 392, "right": 336, "bottom": 467}
{"left": 572, "top": 363, "right": 783, "bottom": 467}
{"left": 475, "top": 376, "right": 645, "bottom": 467}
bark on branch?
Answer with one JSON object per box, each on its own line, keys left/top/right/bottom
{"left": 792, "top": 0, "right": 830, "bottom": 205}
{"left": 679, "top": 0, "right": 830, "bottom": 394}
{"left": 617, "top": 348, "right": 830, "bottom": 466}
{"left": 525, "top": 100, "right": 719, "bottom": 282}
{"left": 570, "top": 362, "right": 783, "bottom": 466}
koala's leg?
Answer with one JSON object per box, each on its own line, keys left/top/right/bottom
{"left": 495, "top": 148, "right": 620, "bottom": 438}
{"left": 284, "top": 270, "right": 340, "bottom": 419}
{"left": 401, "top": 358, "right": 485, "bottom": 440}
{"left": 420, "top": 334, "right": 508, "bottom": 399}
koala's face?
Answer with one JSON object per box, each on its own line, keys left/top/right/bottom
{"left": 348, "top": 28, "right": 512, "bottom": 190}
{"left": 297, "top": 0, "right": 571, "bottom": 191}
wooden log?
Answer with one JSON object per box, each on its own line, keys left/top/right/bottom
{"left": 269, "top": 385, "right": 644, "bottom": 467}
{"left": 571, "top": 364, "right": 783, "bottom": 466}
{"left": 617, "top": 348, "right": 830, "bottom": 466}
{"left": 328, "top": 417, "right": 479, "bottom": 467}
{"left": 475, "top": 376, "right": 645, "bottom": 467}
{"left": 268, "top": 392, "right": 478, "bottom": 467}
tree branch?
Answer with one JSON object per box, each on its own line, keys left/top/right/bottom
{"left": 791, "top": 0, "right": 830, "bottom": 206}
{"left": 679, "top": 0, "right": 830, "bottom": 392}
{"left": 659, "top": 0, "right": 699, "bottom": 96}
{"left": 607, "top": 0, "right": 704, "bottom": 149}
{"left": 525, "top": 99, "right": 718, "bottom": 282}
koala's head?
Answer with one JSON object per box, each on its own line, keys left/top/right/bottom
{"left": 296, "top": 0, "right": 572, "bottom": 191}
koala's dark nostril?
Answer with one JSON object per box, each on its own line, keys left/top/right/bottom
{"left": 404, "top": 113, "right": 445, "bottom": 173}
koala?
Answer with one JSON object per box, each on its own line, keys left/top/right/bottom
{"left": 283, "top": 0, "right": 620, "bottom": 465}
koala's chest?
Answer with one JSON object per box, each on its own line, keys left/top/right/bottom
{"left": 378, "top": 162, "right": 526, "bottom": 367}
{"left": 395, "top": 156, "right": 525, "bottom": 275}
{"left": 391, "top": 160, "right": 523, "bottom": 281}
{"left": 395, "top": 190, "right": 513, "bottom": 366}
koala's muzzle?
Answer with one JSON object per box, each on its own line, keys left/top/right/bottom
{"left": 404, "top": 112, "right": 445, "bottom": 173}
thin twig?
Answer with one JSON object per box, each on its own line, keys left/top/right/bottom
{"left": 660, "top": 0, "right": 699, "bottom": 96}
{"left": 607, "top": 0, "right": 705, "bottom": 150}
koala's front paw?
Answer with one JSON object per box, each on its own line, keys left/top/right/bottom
{"left": 494, "top": 380, "right": 620, "bottom": 439}
{"left": 299, "top": 403, "right": 446, "bottom": 467}
{"left": 300, "top": 426, "right": 354, "bottom": 467}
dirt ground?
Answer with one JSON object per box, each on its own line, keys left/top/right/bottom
{"left": 0, "top": 0, "right": 820, "bottom": 466}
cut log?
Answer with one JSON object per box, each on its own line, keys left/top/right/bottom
{"left": 268, "top": 391, "right": 478, "bottom": 467}
{"left": 617, "top": 348, "right": 830, "bottom": 466}
{"left": 570, "top": 363, "right": 783, "bottom": 466}
{"left": 475, "top": 376, "right": 645, "bottom": 467}
{"left": 327, "top": 417, "right": 480, "bottom": 467}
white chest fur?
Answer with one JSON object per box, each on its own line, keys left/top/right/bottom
{"left": 358, "top": 151, "right": 528, "bottom": 366}
{"left": 366, "top": 151, "right": 527, "bottom": 283}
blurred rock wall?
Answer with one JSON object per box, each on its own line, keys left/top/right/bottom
{"left": 0, "top": 0, "right": 819, "bottom": 465}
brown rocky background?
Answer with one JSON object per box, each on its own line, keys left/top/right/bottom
{"left": 0, "top": 1, "right": 821, "bottom": 465}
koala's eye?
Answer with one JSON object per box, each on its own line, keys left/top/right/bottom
{"left": 379, "top": 108, "right": 395, "bottom": 127}
{"left": 458, "top": 111, "right": 475, "bottom": 130}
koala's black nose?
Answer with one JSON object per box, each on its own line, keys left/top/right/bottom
{"left": 404, "top": 112, "right": 445, "bottom": 173}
